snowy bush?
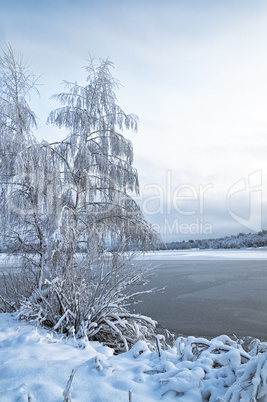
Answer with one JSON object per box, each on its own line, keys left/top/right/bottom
{"left": 16, "top": 253, "right": 158, "bottom": 352}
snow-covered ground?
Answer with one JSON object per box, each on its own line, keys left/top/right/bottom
{"left": 1, "top": 313, "right": 267, "bottom": 401}
{"left": 1, "top": 250, "right": 267, "bottom": 401}
{"left": 136, "top": 248, "right": 267, "bottom": 260}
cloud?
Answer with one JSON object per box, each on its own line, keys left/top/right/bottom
{"left": 1, "top": 0, "right": 267, "bottom": 240}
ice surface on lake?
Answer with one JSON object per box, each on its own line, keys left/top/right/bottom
{"left": 136, "top": 248, "right": 267, "bottom": 260}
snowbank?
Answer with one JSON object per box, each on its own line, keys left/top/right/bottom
{"left": 1, "top": 314, "right": 267, "bottom": 401}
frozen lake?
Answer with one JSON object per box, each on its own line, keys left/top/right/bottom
{"left": 132, "top": 249, "right": 267, "bottom": 340}
{"left": 1, "top": 250, "right": 267, "bottom": 340}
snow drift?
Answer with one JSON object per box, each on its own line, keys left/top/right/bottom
{"left": 1, "top": 313, "right": 267, "bottom": 401}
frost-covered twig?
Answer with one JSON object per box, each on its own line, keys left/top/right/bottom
{"left": 63, "top": 364, "right": 86, "bottom": 402}
{"left": 0, "top": 294, "right": 16, "bottom": 312}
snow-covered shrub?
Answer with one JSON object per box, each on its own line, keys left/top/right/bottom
{"left": 141, "top": 334, "right": 267, "bottom": 401}
{"left": 16, "top": 254, "right": 157, "bottom": 352}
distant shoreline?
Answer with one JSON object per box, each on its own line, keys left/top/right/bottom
{"left": 162, "top": 230, "right": 267, "bottom": 251}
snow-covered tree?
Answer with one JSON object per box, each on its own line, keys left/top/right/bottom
{"left": 0, "top": 46, "right": 54, "bottom": 303}
{"left": 46, "top": 58, "right": 158, "bottom": 275}
{"left": 0, "top": 44, "right": 37, "bottom": 178}
{"left": 0, "top": 44, "right": 39, "bottom": 254}
{"left": 36, "top": 58, "right": 160, "bottom": 349}
{"left": 0, "top": 52, "right": 160, "bottom": 351}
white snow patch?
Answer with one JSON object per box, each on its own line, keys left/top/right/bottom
{"left": 1, "top": 314, "right": 267, "bottom": 401}
{"left": 136, "top": 249, "right": 267, "bottom": 261}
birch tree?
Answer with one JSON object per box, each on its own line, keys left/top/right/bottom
{"left": 1, "top": 52, "right": 160, "bottom": 351}
{"left": 46, "top": 58, "right": 157, "bottom": 275}
{"left": 0, "top": 44, "right": 38, "bottom": 256}
{"left": 0, "top": 45, "right": 50, "bottom": 303}
{"left": 0, "top": 44, "right": 37, "bottom": 178}
{"left": 40, "top": 58, "right": 160, "bottom": 350}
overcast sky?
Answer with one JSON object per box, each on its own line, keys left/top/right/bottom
{"left": 1, "top": 0, "right": 267, "bottom": 241}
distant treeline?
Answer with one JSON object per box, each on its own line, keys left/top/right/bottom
{"left": 2, "top": 230, "right": 267, "bottom": 253}
{"left": 163, "top": 230, "right": 267, "bottom": 250}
